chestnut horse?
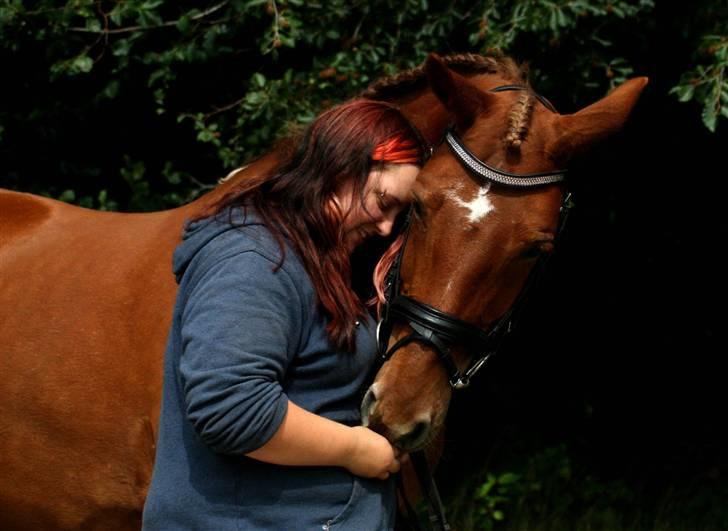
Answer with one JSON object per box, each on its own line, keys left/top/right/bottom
{"left": 0, "top": 53, "right": 646, "bottom": 530}
{"left": 361, "top": 59, "right": 648, "bottom": 456}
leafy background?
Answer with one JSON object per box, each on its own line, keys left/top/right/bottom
{"left": 1, "top": 1, "right": 726, "bottom": 529}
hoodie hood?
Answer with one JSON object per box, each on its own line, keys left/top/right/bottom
{"left": 172, "top": 209, "right": 266, "bottom": 283}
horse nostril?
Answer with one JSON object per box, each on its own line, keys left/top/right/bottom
{"left": 397, "top": 419, "right": 431, "bottom": 451}
{"left": 410, "top": 421, "right": 429, "bottom": 444}
{"left": 360, "top": 385, "right": 379, "bottom": 426}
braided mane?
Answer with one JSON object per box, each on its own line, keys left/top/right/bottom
{"left": 360, "top": 53, "right": 527, "bottom": 100}
{"left": 361, "top": 53, "right": 534, "bottom": 149}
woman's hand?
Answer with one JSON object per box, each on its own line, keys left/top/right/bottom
{"left": 246, "top": 401, "right": 404, "bottom": 480}
{"left": 345, "top": 426, "right": 401, "bottom": 480}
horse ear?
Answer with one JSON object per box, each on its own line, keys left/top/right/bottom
{"left": 553, "top": 77, "right": 649, "bottom": 159}
{"left": 425, "top": 53, "right": 493, "bottom": 130}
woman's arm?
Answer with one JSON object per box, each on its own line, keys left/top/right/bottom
{"left": 180, "top": 249, "right": 398, "bottom": 478}
{"left": 246, "top": 400, "right": 400, "bottom": 480}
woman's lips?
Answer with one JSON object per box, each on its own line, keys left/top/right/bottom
{"left": 347, "top": 228, "right": 373, "bottom": 251}
{"left": 348, "top": 230, "right": 364, "bottom": 250}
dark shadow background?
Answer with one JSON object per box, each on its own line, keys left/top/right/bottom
{"left": 440, "top": 5, "right": 728, "bottom": 527}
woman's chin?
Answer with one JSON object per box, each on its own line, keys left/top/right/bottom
{"left": 346, "top": 239, "right": 361, "bottom": 254}
{"left": 345, "top": 233, "right": 365, "bottom": 253}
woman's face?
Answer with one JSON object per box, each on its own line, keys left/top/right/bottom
{"left": 335, "top": 163, "right": 420, "bottom": 252}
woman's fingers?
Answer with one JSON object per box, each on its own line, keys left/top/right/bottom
{"left": 376, "top": 453, "right": 401, "bottom": 480}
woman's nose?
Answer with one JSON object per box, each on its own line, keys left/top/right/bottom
{"left": 376, "top": 216, "right": 395, "bottom": 237}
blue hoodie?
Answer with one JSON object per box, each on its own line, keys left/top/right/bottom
{"left": 142, "top": 210, "right": 395, "bottom": 530}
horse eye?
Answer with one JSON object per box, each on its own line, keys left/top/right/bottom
{"left": 523, "top": 241, "right": 554, "bottom": 260}
{"left": 522, "top": 246, "right": 541, "bottom": 260}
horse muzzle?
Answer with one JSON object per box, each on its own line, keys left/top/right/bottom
{"left": 360, "top": 383, "right": 433, "bottom": 452}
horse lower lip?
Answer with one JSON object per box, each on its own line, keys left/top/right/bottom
{"left": 397, "top": 436, "right": 427, "bottom": 453}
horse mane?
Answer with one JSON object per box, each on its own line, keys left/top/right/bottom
{"left": 360, "top": 52, "right": 528, "bottom": 100}
{"left": 360, "top": 53, "right": 534, "bottom": 149}
{"left": 504, "top": 91, "right": 535, "bottom": 149}
{"left": 219, "top": 53, "right": 535, "bottom": 189}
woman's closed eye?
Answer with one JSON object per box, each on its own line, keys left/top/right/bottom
{"left": 376, "top": 191, "right": 391, "bottom": 212}
{"left": 377, "top": 189, "right": 409, "bottom": 215}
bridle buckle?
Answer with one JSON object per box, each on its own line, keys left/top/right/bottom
{"left": 450, "top": 353, "right": 492, "bottom": 389}
{"left": 450, "top": 375, "right": 470, "bottom": 390}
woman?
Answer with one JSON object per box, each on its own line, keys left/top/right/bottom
{"left": 142, "top": 99, "right": 426, "bottom": 530}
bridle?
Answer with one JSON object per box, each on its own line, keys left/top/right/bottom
{"left": 373, "top": 85, "right": 574, "bottom": 531}
{"left": 376, "top": 130, "right": 572, "bottom": 391}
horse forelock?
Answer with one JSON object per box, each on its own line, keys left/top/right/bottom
{"left": 504, "top": 91, "right": 536, "bottom": 149}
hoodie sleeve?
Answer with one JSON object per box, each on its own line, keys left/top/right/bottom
{"left": 178, "top": 249, "right": 303, "bottom": 455}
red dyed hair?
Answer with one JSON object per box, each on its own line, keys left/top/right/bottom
{"left": 371, "top": 234, "right": 406, "bottom": 316}
{"left": 372, "top": 136, "right": 422, "bottom": 164}
{"left": 199, "top": 99, "right": 426, "bottom": 351}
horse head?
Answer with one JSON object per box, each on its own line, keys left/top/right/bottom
{"left": 362, "top": 54, "right": 647, "bottom": 451}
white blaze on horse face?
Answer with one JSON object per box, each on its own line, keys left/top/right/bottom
{"left": 446, "top": 182, "right": 495, "bottom": 224}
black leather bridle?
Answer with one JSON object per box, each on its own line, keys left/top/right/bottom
{"left": 376, "top": 129, "right": 572, "bottom": 391}
{"left": 374, "top": 85, "right": 574, "bottom": 531}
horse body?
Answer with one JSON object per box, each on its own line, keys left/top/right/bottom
{"left": 0, "top": 156, "right": 279, "bottom": 529}
{"left": 0, "top": 54, "right": 645, "bottom": 530}
{"left": 0, "top": 191, "right": 183, "bottom": 529}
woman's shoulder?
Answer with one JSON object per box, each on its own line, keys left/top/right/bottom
{"left": 173, "top": 207, "right": 305, "bottom": 284}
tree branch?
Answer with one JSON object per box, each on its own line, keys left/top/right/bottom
{"left": 68, "top": 1, "right": 229, "bottom": 35}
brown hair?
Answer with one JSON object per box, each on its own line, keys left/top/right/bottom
{"left": 199, "top": 99, "right": 426, "bottom": 351}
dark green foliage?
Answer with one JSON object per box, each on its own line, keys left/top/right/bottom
{"left": 447, "top": 443, "right": 728, "bottom": 531}
{"left": 0, "top": 0, "right": 689, "bottom": 211}
{"left": 666, "top": 2, "right": 727, "bottom": 133}
{"left": 670, "top": 33, "right": 728, "bottom": 133}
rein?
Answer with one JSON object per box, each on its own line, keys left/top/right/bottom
{"left": 376, "top": 85, "right": 573, "bottom": 531}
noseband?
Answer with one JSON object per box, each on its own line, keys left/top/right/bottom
{"left": 376, "top": 88, "right": 573, "bottom": 390}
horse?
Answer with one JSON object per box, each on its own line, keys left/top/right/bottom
{"left": 0, "top": 53, "right": 646, "bottom": 530}
{"left": 360, "top": 57, "right": 647, "bottom": 459}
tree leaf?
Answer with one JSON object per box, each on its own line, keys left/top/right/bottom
{"left": 702, "top": 102, "right": 718, "bottom": 132}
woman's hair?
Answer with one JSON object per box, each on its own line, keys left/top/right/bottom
{"left": 200, "top": 99, "right": 426, "bottom": 351}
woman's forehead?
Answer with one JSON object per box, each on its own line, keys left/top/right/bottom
{"left": 369, "top": 163, "right": 419, "bottom": 184}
